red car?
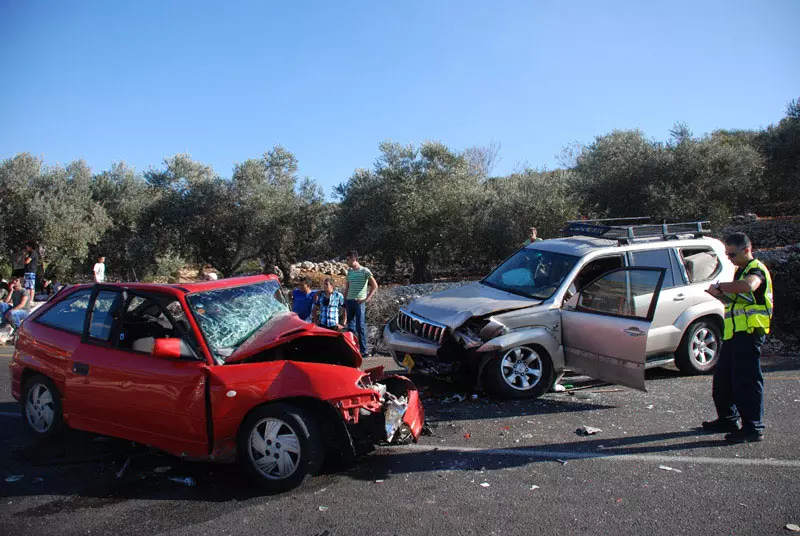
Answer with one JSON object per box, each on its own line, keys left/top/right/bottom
{"left": 9, "top": 275, "right": 424, "bottom": 492}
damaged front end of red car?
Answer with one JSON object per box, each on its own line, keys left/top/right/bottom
{"left": 329, "top": 365, "right": 425, "bottom": 452}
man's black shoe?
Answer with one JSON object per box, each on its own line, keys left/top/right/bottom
{"left": 701, "top": 419, "right": 740, "bottom": 433}
{"left": 725, "top": 430, "right": 764, "bottom": 443}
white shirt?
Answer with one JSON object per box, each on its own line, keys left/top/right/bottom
{"left": 93, "top": 262, "right": 105, "bottom": 282}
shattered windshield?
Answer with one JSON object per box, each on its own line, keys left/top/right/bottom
{"left": 482, "top": 249, "right": 579, "bottom": 300}
{"left": 187, "top": 279, "right": 289, "bottom": 361}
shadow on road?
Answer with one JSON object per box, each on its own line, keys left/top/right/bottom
{"left": 342, "top": 429, "right": 729, "bottom": 483}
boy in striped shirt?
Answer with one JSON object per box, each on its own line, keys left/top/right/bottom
{"left": 313, "top": 278, "right": 345, "bottom": 329}
{"left": 344, "top": 250, "right": 378, "bottom": 356}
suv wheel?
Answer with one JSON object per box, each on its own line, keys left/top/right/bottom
{"left": 237, "top": 403, "right": 324, "bottom": 492}
{"left": 486, "top": 345, "right": 554, "bottom": 399}
{"left": 674, "top": 320, "right": 722, "bottom": 375}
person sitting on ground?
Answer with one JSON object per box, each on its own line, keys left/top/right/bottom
{"left": 313, "top": 278, "right": 346, "bottom": 330}
{"left": 291, "top": 277, "right": 317, "bottom": 322}
{"left": 0, "top": 278, "right": 31, "bottom": 329}
{"left": 0, "top": 279, "right": 9, "bottom": 302}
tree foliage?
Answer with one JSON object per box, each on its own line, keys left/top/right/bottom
{"left": 1, "top": 97, "right": 797, "bottom": 284}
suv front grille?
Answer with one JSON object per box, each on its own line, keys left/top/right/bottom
{"left": 397, "top": 309, "right": 446, "bottom": 345}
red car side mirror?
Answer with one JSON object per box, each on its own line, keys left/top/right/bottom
{"left": 152, "top": 338, "right": 182, "bottom": 359}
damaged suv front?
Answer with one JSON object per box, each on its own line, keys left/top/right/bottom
{"left": 384, "top": 248, "right": 580, "bottom": 398}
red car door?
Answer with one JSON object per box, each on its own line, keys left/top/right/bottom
{"left": 65, "top": 288, "right": 210, "bottom": 458}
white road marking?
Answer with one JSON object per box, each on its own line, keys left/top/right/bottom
{"left": 386, "top": 443, "right": 800, "bottom": 468}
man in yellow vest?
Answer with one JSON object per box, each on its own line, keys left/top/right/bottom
{"left": 702, "top": 232, "right": 773, "bottom": 443}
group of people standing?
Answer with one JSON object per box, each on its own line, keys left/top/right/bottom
{"left": 291, "top": 251, "right": 378, "bottom": 356}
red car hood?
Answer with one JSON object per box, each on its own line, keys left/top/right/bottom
{"left": 224, "top": 313, "right": 360, "bottom": 364}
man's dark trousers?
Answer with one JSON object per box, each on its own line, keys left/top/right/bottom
{"left": 712, "top": 331, "right": 766, "bottom": 433}
{"left": 346, "top": 300, "right": 368, "bottom": 356}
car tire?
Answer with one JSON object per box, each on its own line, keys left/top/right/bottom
{"left": 486, "top": 345, "right": 555, "bottom": 399}
{"left": 237, "top": 403, "right": 324, "bottom": 493}
{"left": 674, "top": 320, "right": 722, "bottom": 375}
{"left": 22, "top": 374, "right": 64, "bottom": 439}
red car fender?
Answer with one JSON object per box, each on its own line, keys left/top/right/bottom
{"left": 208, "top": 361, "right": 425, "bottom": 459}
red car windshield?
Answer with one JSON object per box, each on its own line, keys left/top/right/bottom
{"left": 187, "top": 279, "right": 289, "bottom": 362}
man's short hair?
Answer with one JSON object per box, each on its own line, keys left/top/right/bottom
{"left": 26, "top": 240, "right": 37, "bottom": 249}
{"left": 98, "top": 255, "right": 105, "bottom": 260}
{"left": 345, "top": 250, "right": 358, "bottom": 260}
{"left": 322, "top": 278, "right": 333, "bottom": 286}
{"left": 725, "top": 232, "right": 752, "bottom": 249}
{"left": 529, "top": 227, "right": 537, "bottom": 232}
{"left": 302, "top": 277, "right": 313, "bottom": 287}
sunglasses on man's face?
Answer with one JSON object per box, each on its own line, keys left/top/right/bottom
{"left": 726, "top": 248, "right": 746, "bottom": 258}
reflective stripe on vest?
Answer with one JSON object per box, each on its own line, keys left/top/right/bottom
{"left": 723, "top": 258, "right": 773, "bottom": 340}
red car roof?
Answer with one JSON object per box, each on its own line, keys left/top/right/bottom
{"left": 65, "top": 274, "right": 279, "bottom": 294}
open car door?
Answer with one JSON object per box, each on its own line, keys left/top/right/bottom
{"left": 562, "top": 267, "right": 665, "bottom": 391}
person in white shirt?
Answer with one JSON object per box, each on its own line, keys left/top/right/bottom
{"left": 93, "top": 255, "right": 106, "bottom": 283}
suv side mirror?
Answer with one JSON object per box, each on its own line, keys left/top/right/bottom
{"left": 152, "top": 338, "right": 182, "bottom": 359}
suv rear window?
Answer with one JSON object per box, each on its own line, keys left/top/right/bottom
{"left": 680, "top": 247, "right": 721, "bottom": 283}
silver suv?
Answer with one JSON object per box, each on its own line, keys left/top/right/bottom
{"left": 384, "top": 220, "right": 735, "bottom": 399}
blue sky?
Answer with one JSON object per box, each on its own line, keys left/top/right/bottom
{"left": 1, "top": 0, "right": 798, "bottom": 196}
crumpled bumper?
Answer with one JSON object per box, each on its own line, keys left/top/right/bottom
{"left": 333, "top": 366, "right": 424, "bottom": 446}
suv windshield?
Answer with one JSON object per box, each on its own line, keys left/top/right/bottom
{"left": 482, "top": 249, "right": 579, "bottom": 300}
{"left": 187, "top": 279, "right": 289, "bottom": 361}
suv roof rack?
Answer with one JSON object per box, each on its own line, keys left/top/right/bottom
{"left": 563, "top": 217, "right": 711, "bottom": 245}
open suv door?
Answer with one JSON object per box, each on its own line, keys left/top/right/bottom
{"left": 562, "top": 267, "right": 665, "bottom": 391}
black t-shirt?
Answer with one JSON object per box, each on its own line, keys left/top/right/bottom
{"left": 25, "top": 250, "right": 39, "bottom": 274}
{"left": 735, "top": 262, "right": 767, "bottom": 304}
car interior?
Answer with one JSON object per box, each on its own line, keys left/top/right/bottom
{"left": 113, "top": 294, "right": 198, "bottom": 358}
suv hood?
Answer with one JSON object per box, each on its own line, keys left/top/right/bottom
{"left": 408, "top": 282, "right": 540, "bottom": 329}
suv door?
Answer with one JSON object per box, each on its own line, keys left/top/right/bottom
{"left": 562, "top": 267, "right": 665, "bottom": 391}
{"left": 627, "top": 248, "right": 686, "bottom": 355}
{"left": 65, "top": 287, "right": 209, "bottom": 458}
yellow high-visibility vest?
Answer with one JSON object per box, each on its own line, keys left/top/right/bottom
{"left": 723, "top": 258, "right": 773, "bottom": 340}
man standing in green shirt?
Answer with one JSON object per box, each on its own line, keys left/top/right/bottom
{"left": 344, "top": 250, "right": 378, "bottom": 356}
{"left": 523, "top": 226, "right": 543, "bottom": 247}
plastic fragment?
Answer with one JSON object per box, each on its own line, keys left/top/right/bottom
{"left": 470, "top": 394, "right": 479, "bottom": 400}
{"left": 521, "top": 433, "right": 533, "bottom": 439}
{"left": 529, "top": 485, "right": 540, "bottom": 491}
{"left": 168, "top": 476, "right": 196, "bottom": 487}
{"left": 318, "top": 506, "right": 329, "bottom": 512}
{"left": 658, "top": 465, "right": 682, "bottom": 473}
{"left": 375, "top": 479, "right": 384, "bottom": 483}
{"left": 464, "top": 433, "right": 471, "bottom": 439}
{"left": 5, "top": 475, "right": 24, "bottom": 483}
{"left": 480, "top": 482, "right": 491, "bottom": 488}
{"left": 553, "top": 384, "right": 566, "bottom": 392}
{"left": 646, "top": 404, "right": 654, "bottom": 409}
{"left": 116, "top": 457, "right": 131, "bottom": 479}
{"left": 556, "top": 459, "right": 568, "bottom": 465}
{"left": 576, "top": 426, "right": 602, "bottom": 436}
{"left": 786, "top": 524, "right": 800, "bottom": 532}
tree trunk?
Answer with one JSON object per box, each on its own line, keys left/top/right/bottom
{"left": 386, "top": 255, "right": 397, "bottom": 275}
{"left": 411, "top": 253, "right": 432, "bottom": 284}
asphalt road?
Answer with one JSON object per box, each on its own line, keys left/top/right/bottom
{"left": 1, "top": 346, "right": 799, "bottom": 536}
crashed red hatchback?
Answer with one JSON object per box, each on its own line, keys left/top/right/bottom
{"left": 9, "top": 275, "right": 424, "bottom": 491}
